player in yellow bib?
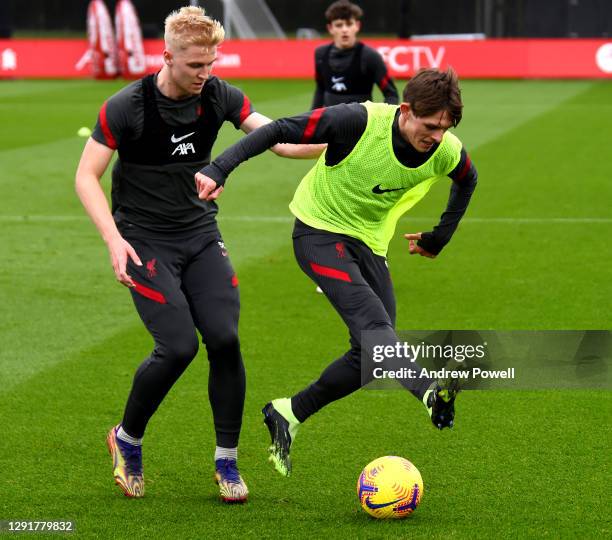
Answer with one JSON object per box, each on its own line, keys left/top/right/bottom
{"left": 196, "top": 68, "right": 478, "bottom": 477}
{"left": 290, "top": 100, "right": 462, "bottom": 257}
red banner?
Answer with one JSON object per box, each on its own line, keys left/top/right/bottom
{"left": 115, "top": 0, "right": 146, "bottom": 78}
{"left": 86, "top": 0, "right": 117, "bottom": 79}
{"left": 1, "top": 38, "right": 611, "bottom": 79}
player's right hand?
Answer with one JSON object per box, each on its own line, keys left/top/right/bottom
{"left": 106, "top": 235, "right": 142, "bottom": 288}
{"left": 195, "top": 172, "right": 224, "bottom": 201}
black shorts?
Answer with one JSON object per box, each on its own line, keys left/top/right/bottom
{"left": 292, "top": 219, "right": 396, "bottom": 344}
{"left": 121, "top": 223, "right": 240, "bottom": 355}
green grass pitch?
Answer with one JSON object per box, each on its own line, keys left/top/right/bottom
{"left": 0, "top": 78, "right": 610, "bottom": 539}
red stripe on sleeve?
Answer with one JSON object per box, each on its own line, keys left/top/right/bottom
{"left": 456, "top": 155, "right": 472, "bottom": 182}
{"left": 99, "top": 100, "right": 117, "bottom": 149}
{"left": 301, "top": 108, "right": 325, "bottom": 143}
{"left": 132, "top": 281, "right": 167, "bottom": 304}
{"left": 379, "top": 74, "right": 390, "bottom": 91}
{"left": 310, "top": 262, "right": 352, "bottom": 283}
{"left": 239, "top": 95, "right": 252, "bottom": 124}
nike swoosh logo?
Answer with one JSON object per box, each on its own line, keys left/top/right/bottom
{"left": 170, "top": 132, "right": 195, "bottom": 143}
{"left": 364, "top": 496, "right": 402, "bottom": 509}
{"left": 331, "top": 76, "right": 344, "bottom": 83}
{"left": 372, "top": 184, "right": 407, "bottom": 194}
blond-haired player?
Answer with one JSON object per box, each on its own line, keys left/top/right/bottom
{"left": 76, "top": 6, "right": 322, "bottom": 502}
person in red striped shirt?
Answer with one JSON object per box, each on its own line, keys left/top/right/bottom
{"left": 311, "top": 0, "right": 399, "bottom": 109}
{"left": 75, "top": 5, "right": 321, "bottom": 503}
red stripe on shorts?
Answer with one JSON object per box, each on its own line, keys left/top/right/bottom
{"left": 310, "top": 262, "right": 352, "bottom": 282}
{"left": 132, "top": 281, "right": 167, "bottom": 304}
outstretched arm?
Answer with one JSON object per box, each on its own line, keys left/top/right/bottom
{"left": 196, "top": 103, "right": 368, "bottom": 201}
{"left": 240, "top": 112, "right": 326, "bottom": 159}
{"left": 405, "top": 148, "right": 478, "bottom": 257}
{"left": 197, "top": 106, "right": 334, "bottom": 200}
{"left": 195, "top": 119, "right": 307, "bottom": 201}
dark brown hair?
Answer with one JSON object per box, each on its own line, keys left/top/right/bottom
{"left": 402, "top": 68, "right": 463, "bottom": 127}
{"left": 325, "top": 1, "right": 363, "bottom": 23}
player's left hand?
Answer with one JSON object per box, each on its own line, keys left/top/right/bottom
{"left": 195, "top": 172, "right": 224, "bottom": 201}
{"left": 404, "top": 232, "right": 436, "bottom": 258}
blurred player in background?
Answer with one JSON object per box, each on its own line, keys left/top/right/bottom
{"left": 196, "top": 68, "right": 477, "bottom": 477}
{"left": 75, "top": 5, "right": 321, "bottom": 502}
{"left": 311, "top": 0, "right": 398, "bottom": 109}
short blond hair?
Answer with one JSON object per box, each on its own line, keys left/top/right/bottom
{"left": 164, "top": 6, "right": 225, "bottom": 51}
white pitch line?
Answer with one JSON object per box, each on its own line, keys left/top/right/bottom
{"left": 0, "top": 215, "right": 610, "bottom": 224}
{"left": 444, "top": 217, "right": 612, "bottom": 224}
{"left": 0, "top": 215, "right": 89, "bottom": 222}
{"left": 218, "top": 216, "right": 612, "bottom": 224}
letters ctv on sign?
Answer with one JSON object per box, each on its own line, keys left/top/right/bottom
{"left": 376, "top": 45, "right": 445, "bottom": 73}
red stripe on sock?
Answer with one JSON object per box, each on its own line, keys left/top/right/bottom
{"left": 310, "top": 262, "right": 352, "bottom": 282}
{"left": 132, "top": 281, "right": 167, "bottom": 304}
